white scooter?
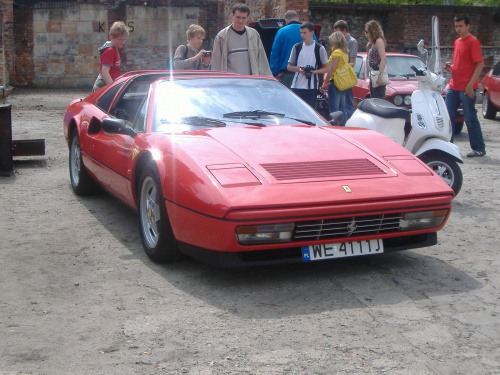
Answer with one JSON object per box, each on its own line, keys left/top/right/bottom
{"left": 343, "top": 16, "right": 463, "bottom": 195}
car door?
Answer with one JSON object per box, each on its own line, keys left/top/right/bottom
{"left": 87, "top": 76, "right": 159, "bottom": 204}
{"left": 86, "top": 81, "right": 145, "bottom": 204}
{"left": 90, "top": 124, "right": 136, "bottom": 204}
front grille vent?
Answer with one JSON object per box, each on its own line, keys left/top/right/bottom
{"left": 261, "top": 159, "right": 385, "bottom": 181}
{"left": 293, "top": 213, "right": 403, "bottom": 241}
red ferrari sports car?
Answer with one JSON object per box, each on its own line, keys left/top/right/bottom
{"left": 64, "top": 71, "right": 454, "bottom": 267}
{"left": 481, "top": 60, "right": 500, "bottom": 120}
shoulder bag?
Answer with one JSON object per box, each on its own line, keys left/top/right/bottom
{"left": 370, "top": 66, "right": 390, "bottom": 88}
{"left": 333, "top": 56, "right": 357, "bottom": 91}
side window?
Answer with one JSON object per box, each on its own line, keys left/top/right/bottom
{"left": 133, "top": 96, "right": 148, "bottom": 132}
{"left": 353, "top": 56, "right": 364, "bottom": 79}
{"left": 95, "top": 83, "right": 124, "bottom": 113}
{"left": 109, "top": 74, "right": 164, "bottom": 123}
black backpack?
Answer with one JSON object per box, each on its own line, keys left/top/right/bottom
{"left": 292, "top": 42, "right": 323, "bottom": 89}
{"left": 182, "top": 44, "right": 189, "bottom": 60}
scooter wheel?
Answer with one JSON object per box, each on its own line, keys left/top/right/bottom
{"left": 419, "top": 152, "right": 463, "bottom": 196}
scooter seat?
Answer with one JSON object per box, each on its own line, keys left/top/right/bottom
{"left": 358, "top": 98, "right": 411, "bottom": 121}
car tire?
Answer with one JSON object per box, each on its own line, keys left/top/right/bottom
{"left": 482, "top": 91, "right": 497, "bottom": 120}
{"left": 419, "top": 152, "right": 463, "bottom": 196}
{"left": 69, "top": 130, "right": 98, "bottom": 196}
{"left": 454, "top": 121, "right": 464, "bottom": 135}
{"left": 138, "top": 163, "right": 180, "bottom": 263}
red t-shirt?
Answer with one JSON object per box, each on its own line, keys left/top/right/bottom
{"left": 100, "top": 47, "right": 121, "bottom": 81}
{"left": 449, "top": 34, "right": 483, "bottom": 91}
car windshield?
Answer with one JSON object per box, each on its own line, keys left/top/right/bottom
{"left": 152, "top": 77, "right": 328, "bottom": 132}
{"left": 386, "top": 56, "right": 426, "bottom": 78}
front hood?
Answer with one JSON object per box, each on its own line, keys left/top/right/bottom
{"left": 387, "top": 79, "right": 418, "bottom": 94}
{"left": 204, "top": 125, "right": 394, "bottom": 183}
{"left": 160, "top": 125, "right": 450, "bottom": 218}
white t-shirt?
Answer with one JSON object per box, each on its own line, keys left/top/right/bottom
{"left": 288, "top": 42, "right": 329, "bottom": 90}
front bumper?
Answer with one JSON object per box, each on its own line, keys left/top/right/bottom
{"left": 178, "top": 232, "right": 437, "bottom": 267}
{"left": 166, "top": 195, "right": 451, "bottom": 267}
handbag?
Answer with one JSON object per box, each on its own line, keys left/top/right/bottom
{"left": 92, "top": 74, "right": 107, "bottom": 92}
{"left": 370, "top": 66, "right": 390, "bottom": 88}
{"left": 333, "top": 61, "right": 357, "bottom": 91}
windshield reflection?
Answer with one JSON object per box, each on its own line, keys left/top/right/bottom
{"left": 152, "top": 78, "right": 328, "bottom": 132}
{"left": 387, "top": 56, "right": 426, "bottom": 78}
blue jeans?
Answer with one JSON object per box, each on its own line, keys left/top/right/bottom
{"left": 344, "top": 87, "right": 354, "bottom": 120}
{"left": 328, "top": 84, "right": 347, "bottom": 126}
{"left": 445, "top": 87, "right": 485, "bottom": 151}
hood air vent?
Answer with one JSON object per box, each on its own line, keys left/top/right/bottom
{"left": 260, "top": 159, "right": 386, "bottom": 181}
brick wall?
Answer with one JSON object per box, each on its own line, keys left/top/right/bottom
{"left": 1, "top": 0, "right": 498, "bottom": 88}
{"left": 13, "top": 3, "right": 34, "bottom": 85}
{"left": 310, "top": 3, "right": 499, "bottom": 72}
{"left": 27, "top": 2, "right": 222, "bottom": 88}
{"left": 212, "top": 0, "right": 309, "bottom": 31}
{"left": 1, "top": 0, "right": 14, "bottom": 86}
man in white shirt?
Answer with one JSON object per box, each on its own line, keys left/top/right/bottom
{"left": 287, "top": 22, "right": 329, "bottom": 108}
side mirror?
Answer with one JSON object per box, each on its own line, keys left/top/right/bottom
{"left": 102, "top": 117, "right": 137, "bottom": 138}
{"left": 329, "top": 111, "right": 344, "bottom": 126}
{"left": 417, "top": 40, "right": 428, "bottom": 55}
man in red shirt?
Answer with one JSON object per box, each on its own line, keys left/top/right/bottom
{"left": 93, "top": 21, "right": 129, "bottom": 92}
{"left": 444, "top": 15, "right": 486, "bottom": 157}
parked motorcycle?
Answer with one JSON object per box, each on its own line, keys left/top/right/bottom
{"left": 343, "top": 16, "right": 463, "bottom": 195}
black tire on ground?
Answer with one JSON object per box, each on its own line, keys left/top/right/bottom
{"left": 419, "top": 152, "right": 463, "bottom": 196}
{"left": 482, "top": 91, "right": 497, "bottom": 120}
{"left": 454, "top": 121, "right": 464, "bottom": 135}
{"left": 69, "top": 130, "right": 98, "bottom": 196}
{"left": 137, "top": 163, "right": 180, "bottom": 263}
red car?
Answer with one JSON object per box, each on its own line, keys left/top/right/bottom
{"left": 353, "top": 52, "right": 464, "bottom": 133}
{"left": 481, "top": 61, "right": 500, "bottom": 120}
{"left": 64, "top": 71, "right": 454, "bottom": 267}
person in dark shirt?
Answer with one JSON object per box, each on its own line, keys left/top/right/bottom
{"left": 270, "top": 10, "right": 316, "bottom": 88}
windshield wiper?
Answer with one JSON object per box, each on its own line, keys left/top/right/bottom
{"left": 223, "top": 110, "right": 316, "bottom": 126}
{"left": 285, "top": 117, "right": 316, "bottom": 125}
{"left": 223, "top": 110, "right": 285, "bottom": 119}
{"left": 160, "top": 116, "right": 226, "bottom": 127}
{"left": 243, "top": 122, "right": 266, "bottom": 127}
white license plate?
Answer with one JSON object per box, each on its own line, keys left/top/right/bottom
{"left": 302, "top": 239, "right": 383, "bottom": 262}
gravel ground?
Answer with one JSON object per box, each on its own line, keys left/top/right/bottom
{"left": 0, "top": 88, "right": 499, "bottom": 375}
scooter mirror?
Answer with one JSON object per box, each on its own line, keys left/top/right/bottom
{"left": 417, "top": 40, "right": 428, "bottom": 55}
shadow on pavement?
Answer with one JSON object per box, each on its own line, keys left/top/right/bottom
{"left": 76, "top": 188, "right": 482, "bottom": 320}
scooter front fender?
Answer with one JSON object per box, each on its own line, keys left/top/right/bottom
{"left": 414, "top": 138, "right": 463, "bottom": 163}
